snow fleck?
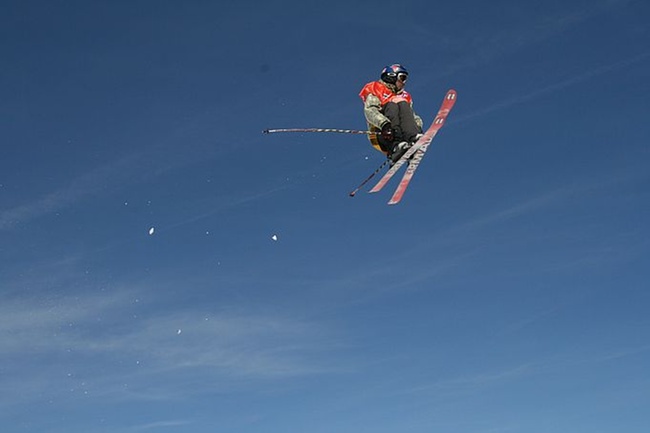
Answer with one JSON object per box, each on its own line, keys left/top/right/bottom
{"left": 177, "top": 329, "right": 182, "bottom": 335}
{"left": 271, "top": 234, "right": 278, "bottom": 241}
{"left": 148, "top": 227, "right": 155, "bottom": 235}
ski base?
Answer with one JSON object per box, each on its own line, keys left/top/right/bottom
{"left": 370, "top": 89, "right": 457, "bottom": 204}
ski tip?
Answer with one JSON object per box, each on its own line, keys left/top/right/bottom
{"left": 262, "top": 129, "right": 269, "bottom": 134}
{"left": 349, "top": 191, "right": 356, "bottom": 197}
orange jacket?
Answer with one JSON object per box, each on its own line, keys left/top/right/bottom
{"left": 359, "top": 81, "right": 416, "bottom": 152}
{"left": 359, "top": 81, "right": 413, "bottom": 106}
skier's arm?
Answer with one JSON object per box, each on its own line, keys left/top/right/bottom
{"left": 363, "top": 94, "right": 390, "bottom": 129}
{"left": 413, "top": 111, "right": 423, "bottom": 131}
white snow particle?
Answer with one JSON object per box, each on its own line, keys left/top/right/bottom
{"left": 271, "top": 234, "right": 278, "bottom": 241}
{"left": 148, "top": 227, "right": 155, "bottom": 235}
{"left": 177, "top": 329, "right": 182, "bottom": 335}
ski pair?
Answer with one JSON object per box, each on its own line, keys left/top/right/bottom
{"left": 368, "top": 89, "right": 457, "bottom": 204}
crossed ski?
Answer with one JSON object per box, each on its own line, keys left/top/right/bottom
{"left": 367, "top": 89, "right": 457, "bottom": 204}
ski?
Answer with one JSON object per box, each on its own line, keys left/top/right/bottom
{"left": 367, "top": 140, "right": 423, "bottom": 194}
{"left": 387, "top": 144, "right": 428, "bottom": 204}
{"left": 369, "top": 89, "right": 457, "bottom": 203}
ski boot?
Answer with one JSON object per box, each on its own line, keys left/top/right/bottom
{"left": 389, "top": 141, "right": 412, "bottom": 164}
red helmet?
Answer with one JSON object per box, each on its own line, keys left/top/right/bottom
{"left": 381, "top": 64, "right": 409, "bottom": 84}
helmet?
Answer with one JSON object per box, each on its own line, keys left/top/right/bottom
{"left": 381, "top": 64, "right": 409, "bottom": 84}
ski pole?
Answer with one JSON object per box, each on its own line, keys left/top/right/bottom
{"left": 264, "top": 128, "right": 379, "bottom": 135}
{"left": 349, "top": 159, "right": 391, "bottom": 197}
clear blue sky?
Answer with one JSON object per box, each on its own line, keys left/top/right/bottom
{"left": 2, "top": 1, "right": 649, "bottom": 432}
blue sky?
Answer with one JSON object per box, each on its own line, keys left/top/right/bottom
{"left": 1, "top": 1, "right": 649, "bottom": 432}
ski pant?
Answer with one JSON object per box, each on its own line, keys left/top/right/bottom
{"left": 377, "top": 101, "right": 422, "bottom": 153}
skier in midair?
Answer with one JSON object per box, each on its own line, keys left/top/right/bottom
{"left": 359, "top": 64, "right": 423, "bottom": 163}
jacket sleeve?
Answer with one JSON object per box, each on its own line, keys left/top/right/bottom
{"left": 363, "top": 94, "right": 390, "bottom": 129}
{"left": 413, "top": 110, "right": 424, "bottom": 131}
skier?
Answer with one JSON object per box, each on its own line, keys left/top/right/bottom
{"left": 359, "top": 64, "right": 424, "bottom": 163}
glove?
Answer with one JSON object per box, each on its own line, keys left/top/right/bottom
{"left": 380, "top": 123, "right": 394, "bottom": 142}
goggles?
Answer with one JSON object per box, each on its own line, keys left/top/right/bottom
{"left": 397, "top": 73, "right": 408, "bottom": 82}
